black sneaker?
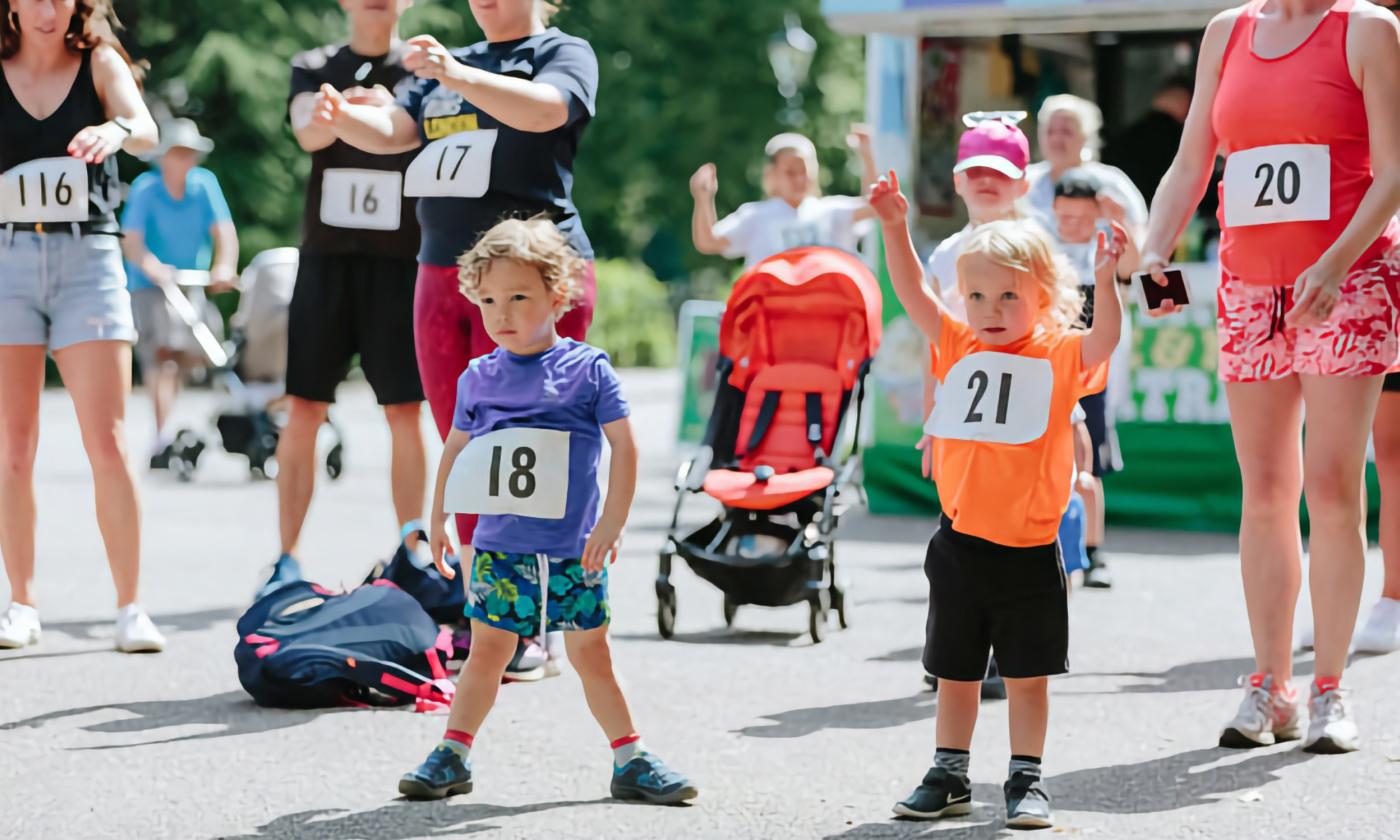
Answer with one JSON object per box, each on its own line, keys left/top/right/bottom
{"left": 893, "top": 766, "right": 973, "bottom": 820}
{"left": 149, "top": 445, "right": 173, "bottom": 470}
{"left": 981, "top": 658, "right": 1007, "bottom": 700}
{"left": 1084, "top": 556, "right": 1113, "bottom": 589}
{"left": 923, "top": 672, "right": 938, "bottom": 693}
{"left": 1004, "top": 772, "right": 1052, "bottom": 829}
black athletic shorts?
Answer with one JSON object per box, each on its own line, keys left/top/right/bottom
{"left": 285, "top": 253, "right": 423, "bottom": 405}
{"left": 1384, "top": 372, "right": 1400, "bottom": 393}
{"left": 923, "top": 516, "right": 1069, "bottom": 681}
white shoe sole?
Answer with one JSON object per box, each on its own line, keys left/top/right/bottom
{"left": 0, "top": 628, "right": 40, "bottom": 649}
{"left": 116, "top": 638, "right": 165, "bottom": 654}
{"left": 892, "top": 800, "right": 973, "bottom": 820}
{"left": 1006, "top": 813, "right": 1054, "bottom": 829}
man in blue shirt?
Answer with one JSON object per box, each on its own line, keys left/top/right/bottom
{"left": 122, "top": 119, "right": 239, "bottom": 468}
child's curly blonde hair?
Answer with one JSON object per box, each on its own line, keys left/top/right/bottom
{"left": 955, "top": 220, "right": 1083, "bottom": 332}
{"left": 457, "top": 217, "right": 585, "bottom": 311}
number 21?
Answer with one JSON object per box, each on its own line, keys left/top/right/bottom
{"left": 965, "top": 371, "right": 1012, "bottom": 424}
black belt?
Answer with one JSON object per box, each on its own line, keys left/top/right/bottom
{"left": 4, "top": 221, "right": 119, "bottom": 235}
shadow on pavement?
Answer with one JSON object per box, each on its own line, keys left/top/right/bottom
{"left": 1, "top": 690, "right": 346, "bottom": 748}
{"left": 611, "top": 628, "right": 805, "bottom": 647}
{"left": 1061, "top": 652, "right": 1369, "bottom": 695}
{"left": 214, "top": 798, "right": 615, "bottom": 840}
{"left": 826, "top": 745, "right": 1312, "bottom": 837}
{"left": 737, "top": 692, "right": 936, "bottom": 739}
{"left": 37, "top": 606, "right": 241, "bottom": 642}
{"left": 868, "top": 646, "right": 923, "bottom": 663}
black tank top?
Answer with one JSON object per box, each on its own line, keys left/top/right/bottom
{"left": 0, "top": 49, "right": 121, "bottom": 230}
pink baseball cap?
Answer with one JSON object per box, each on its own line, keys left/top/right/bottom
{"left": 953, "top": 120, "right": 1030, "bottom": 179}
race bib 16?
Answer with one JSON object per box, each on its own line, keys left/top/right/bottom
{"left": 443, "top": 427, "right": 569, "bottom": 519}
{"left": 1223, "top": 143, "right": 1330, "bottom": 228}
{"left": 925, "top": 353, "right": 1054, "bottom": 445}
{"left": 319, "top": 169, "right": 402, "bottom": 230}
{"left": 403, "top": 129, "right": 498, "bottom": 199}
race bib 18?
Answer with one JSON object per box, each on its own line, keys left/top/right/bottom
{"left": 443, "top": 427, "right": 569, "bottom": 519}
{"left": 1223, "top": 144, "right": 1330, "bottom": 228}
{"left": 925, "top": 353, "right": 1054, "bottom": 445}
{"left": 403, "top": 129, "right": 498, "bottom": 199}
{"left": 319, "top": 169, "right": 402, "bottom": 231}
{"left": 0, "top": 157, "right": 88, "bottom": 224}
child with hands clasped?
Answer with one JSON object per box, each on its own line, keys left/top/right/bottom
{"left": 869, "top": 172, "right": 1126, "bottom": 829}
{"left": 399, "top": 218, "right": 697, "bottom": 805}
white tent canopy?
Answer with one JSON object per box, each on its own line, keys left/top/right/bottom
{"left": 821, "top": 0, "right": 1224, "bottom": 37}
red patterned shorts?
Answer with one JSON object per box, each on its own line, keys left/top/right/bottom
{"left": 1217, "top": 248, "right": 1400, "bottom": 383}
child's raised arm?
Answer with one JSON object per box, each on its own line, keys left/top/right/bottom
{"left": 429, "top": 427, "right": 473, "bottom": 579}
{"left": 870, "top": 172, "right": 947, "bottom": 345}
{"left": 1081, "top": 222, "right": 1128, "bottom": 369}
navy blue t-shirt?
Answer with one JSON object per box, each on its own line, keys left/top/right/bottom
{"left": 395, "top": 28, "right": 597, "bottom": 267}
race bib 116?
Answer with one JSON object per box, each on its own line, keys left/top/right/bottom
{"left": 925, "top": 353, "right": 1054, "bottom": 445}
{"left": 1223, "top": 144, "right": 1330, "bottom": 228}
{"left": 0, "top": 157, "right": 88, "bottom": 224}
{"left": 443, "top": 427, "right": 569, "bottom": 519}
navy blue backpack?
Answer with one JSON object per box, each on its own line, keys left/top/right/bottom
{"left": 363, "top": 527, "right": 468, "bottom": 626}
{"left": 235, "top": 580, "right": 454, "bottom": 710}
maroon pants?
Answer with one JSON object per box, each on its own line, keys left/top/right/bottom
{"left": 413, "top": 261, "right": 596, "bottom": 544}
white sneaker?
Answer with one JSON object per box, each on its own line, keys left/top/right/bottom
{"left": 115, "top": 604, "right": 166, "bottom": 653}
{"left": 0, "top": 602, "right": 41, "bottom": 649}
{"left": 1353, "top": 597, "right": 1400, "bottom": 654}
{"left": 1303, "top": 683, "right": 1360, "bottom": 754}
{"left": 1219, "top": 673, "right": 1302, "bottom": 748}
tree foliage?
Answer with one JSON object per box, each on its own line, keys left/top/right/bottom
{"left": 113, "top": 0, "right": 864, "bottom": 274}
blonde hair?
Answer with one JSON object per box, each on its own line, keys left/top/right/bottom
{"left": 762, "top": 133, "right": 821, "bottom": 198}
{"left": 1037, "top": 94, "right": 1103, "bottom": 161}
{"left": 955, "top": 220, "right": 1082, "bottom": 333}
{"left": 457, "top": 217, "right": 585, "bottom": 311}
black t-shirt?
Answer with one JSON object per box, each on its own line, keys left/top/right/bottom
{"left": 395, "top": 28, "right": 598, "bottom": 267}
{"left": 0, "top": 49, "right": 120, "bottom": 231}
{"left": 289, "top": 43, "right": 421, "bottom": 258}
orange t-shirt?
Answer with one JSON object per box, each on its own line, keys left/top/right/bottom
{"left": 928, "top": 315, "right": 1107, "bottom": 547}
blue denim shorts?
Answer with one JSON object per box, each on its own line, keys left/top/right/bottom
{"left": 0, "top": 229, "right": 136, "bottom": 350}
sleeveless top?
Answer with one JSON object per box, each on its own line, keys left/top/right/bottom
{"left": 0, "top": 49, "right": 121, "bottom": 230}
{"left": 1212, "top": 0, "right": 1397, "bottom": 285}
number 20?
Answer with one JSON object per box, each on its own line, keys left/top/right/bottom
{"left": 1254, "top": 161, "right": 1300, "bottom": 208}
{"left": 965, "top": 371, "right": 1012, "bottom": 424}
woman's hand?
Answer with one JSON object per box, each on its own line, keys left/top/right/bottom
{"left": 405, "top": 35, "right": 468, "bottom": 83}
{"left": 869, "top": 171, "right": 909, "bottom": 225}
{"left": 1285, "top": 257, "right": 1347, "bottom": 328}
{"left": 311, "top": 84, "right": 347, "bottom": 128}
{"left": 690, "top": 163, "right": 718, "bottom": 200}
{"left": 343, "top": 84, "right": 395, "bottom": 108}
{"left": 67, "top": 122, "right": 127, "bottom": 164}
{"left": 1138, "top": 251, "right": 1179, "bottom": 318}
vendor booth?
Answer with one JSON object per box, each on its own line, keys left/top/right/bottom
{"left": 817, "top": 0, "right": 1385, "bottom": 533}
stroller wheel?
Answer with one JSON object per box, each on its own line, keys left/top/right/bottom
{"left": 325, "top": 443, "right": 344, "bottom": 481}
{"left": 722, "top": 594, "right": 739, "bottom": 628}
{"left": 808, "top": 589, "right": 831, "bottom": 644}
{"left": 656, "top": 585, "right": 677, "bottom": 640}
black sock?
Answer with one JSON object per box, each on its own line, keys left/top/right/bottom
{"left": 934, "top": 747, "right": 970, "bottom": 778}
{"left": 1085, "top": 545, "right": 1100, "bottom": 564}
{"left": 1008, "top": 754, "right": 1042, "bottom": 780}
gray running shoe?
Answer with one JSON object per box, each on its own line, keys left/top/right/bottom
{"left": 1303, "top": 683, "right": 1359, "bottom": 754}
{"left": 1004, "top": 771, "right": 1053, "bottom": 829}
{"left": 1219, "top": 673, "right": 1301, "bottom": 748}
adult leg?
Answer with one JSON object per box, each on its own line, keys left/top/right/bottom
{"left": 0, "top": 347, "right": 47, "bottom": 606}
{"left": 1224, "top": 378, "right": 1305, "bottom": 683}
{"left": 384, "top": 402, "right": 427, "bottom": 533}
{"left": 1300, "top": 373, "right": 1384, "bottom": 679}
{"left": 52, "top": 341, "right": 141, "bottom": 607}
{"left": 276, "top": 397, "right": 330, "bottom": 557}
{"left": 1375, "top": 390, "right": 1400, "bottom": 601}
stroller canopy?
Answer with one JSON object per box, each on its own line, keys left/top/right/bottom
{"left": 720, "top": 247, "right": 882, "bottom": 393}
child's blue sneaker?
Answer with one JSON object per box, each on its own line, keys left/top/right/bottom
{"left": 610, "top": 754, "right": 697, "bottom": 805}
{"left": 398, "top": 745, "right": 474, "bottom": 800}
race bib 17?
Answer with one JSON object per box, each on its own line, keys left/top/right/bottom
{"left": 319, "top": 169, "right": 402, "bottom": 230}
{"left": 1223, "top": 143, "right": 1330, "bottom": 228}
{"left": 925, "top": 352, "right": 1054, "bottom": 445}
{"left": 0, "top": 157, "right": 88, "bottom": 224}
{"left": 443, "top": 427, "right": 570, "bottom": 519}
{"left": 403, "top": 129, "right": 498, "bottom": 199}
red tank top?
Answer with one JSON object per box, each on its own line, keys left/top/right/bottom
{"left": 1212, "top": 0, "right": 1397, "bottom": 285}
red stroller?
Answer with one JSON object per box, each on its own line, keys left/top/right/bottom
{"left": 658, "top": 247, "right": 882, "bottom": 643}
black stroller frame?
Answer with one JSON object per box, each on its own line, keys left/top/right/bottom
{"left": 657, "top": 355, "right": 873, "bottom": 644}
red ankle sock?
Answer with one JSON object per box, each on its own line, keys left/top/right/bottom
{"left": 444, "top": 728, "right": 474, "bottom": 747}
{"left": 1313, "top": 676, "right": 1341, "bottom": 695}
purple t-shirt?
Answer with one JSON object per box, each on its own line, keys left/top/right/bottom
{"left": 452, "top": 339, "right": 629, "bottom": 557}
